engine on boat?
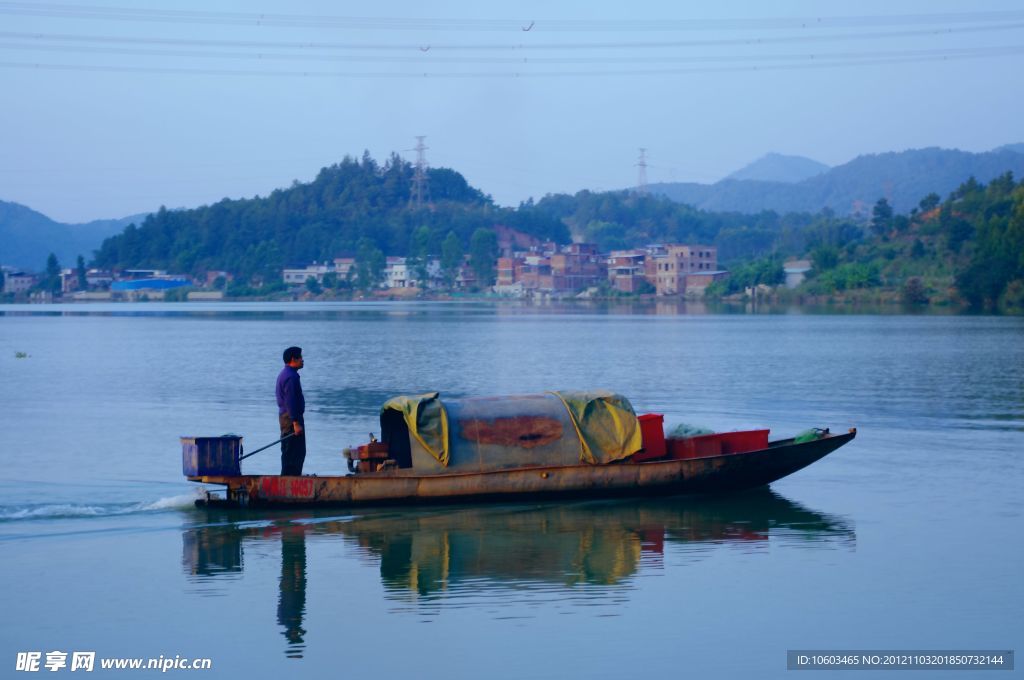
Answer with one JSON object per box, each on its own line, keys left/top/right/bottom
{"left": 342, "top": 439, "right": 394, "bottom": 473}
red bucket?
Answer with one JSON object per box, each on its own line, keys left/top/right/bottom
{"left": 633, "top": 413, "right": 666, "bottom": 462}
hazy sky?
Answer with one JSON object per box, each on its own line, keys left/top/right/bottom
{"left": 2, "top": 0, "right": 1023, "bottom": 223}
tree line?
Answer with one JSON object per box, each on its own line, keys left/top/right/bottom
{"left": 91, "top": 152, "right": 822, "bottom": 285}
{"left": 86, "top": 151, "right": 1022, "bottom": 309}
{"left": 705, "top": 173, "right": 1024, "bottom": 311}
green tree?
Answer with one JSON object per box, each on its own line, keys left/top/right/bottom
{"left": 355, "top": 238, "right": 385, "bottom": 291}
{"left": 164, "top": 287, "right": 188, "bottom": 302}
{"left": 947, "top": 218, "right": 974, "bottom": 253}
{"left": 305, "top": 276, "right": 323, "bottom": 295}
{"left": 321, "top": 271, "right": 338, "bottom": 290}
{"left": 583, "top": 220, "right": 629, "bottom": 252}
{"left": 76, "top": 255, "right": 88, "bottom": 290}
{"left": 409, "top": 225, "right": 432, "bottom": 287}
{"left": 956, "top": 180, "right": 1024, "bottom": 308}
{"left": 919, "top": 193, "right": 940, "bottom": 212}
{"left": 45, "top": 252, "right": 62, "bottom": 294}
{"left": 811, "top": 245, "right": 839, "bottom": 271}
{"left": 871, "top": 198, "right": 893, "bottom": 237}
{"left": 469, "top": 227, "right": 499, "bottom": 288}
{"left": 902, "top": 277, "right": 928, "bottom": 305}
{"left": 715, "top": 255, "right": 785, "bottom": 295}
{"left": 441, "top": 231, "right": 463, "bottom": 289}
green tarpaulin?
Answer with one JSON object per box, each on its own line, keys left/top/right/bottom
{"left": 547, "top": 390, "right": 643, "bottom": 464}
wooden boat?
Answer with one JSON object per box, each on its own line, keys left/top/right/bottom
{"left": 185, "top": 390, "right": 856, "bottom": 509}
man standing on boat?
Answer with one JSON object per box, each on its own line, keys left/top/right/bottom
{"left": 276, "top": 346, "right": 306, "bottom": 476}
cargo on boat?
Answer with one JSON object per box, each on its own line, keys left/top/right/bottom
{"left": 184, "top": 391, "right": 856, "bottom": 508}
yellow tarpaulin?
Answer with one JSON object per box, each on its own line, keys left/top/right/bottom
{"left": 548, "top": 390, "right": 643, "bottom": 464}
{"left": 381, "top": 392, "right": 450, "bottom": 466}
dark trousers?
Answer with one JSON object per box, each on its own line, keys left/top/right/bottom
{"left": 279, "top": 414, "right": 306, "bottom": 476}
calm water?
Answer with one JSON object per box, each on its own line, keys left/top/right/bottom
{"left": 1, "top": 302, "right": 1021, "bottom": 679}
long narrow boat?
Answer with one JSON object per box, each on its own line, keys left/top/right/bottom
{"left": 185, "top": 390, "right": 856, "bottom": 509}
{"left": 190, "top": 429, "right": 856, "bottom": 509}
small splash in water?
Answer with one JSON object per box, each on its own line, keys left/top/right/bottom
{"left": 137, "top": 493, "right": 201, "bottom": 511}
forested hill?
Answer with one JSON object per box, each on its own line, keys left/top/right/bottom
{"left": 93, "top": 153, "right": 804, "bottom": 280}
{"left": 92, "top": 154, "right": 572, "bottom": 280}
{"left": 88, "top": 151, "right": 1022, "bottom": 308}
{"left": 650, "top": 146, "right": 1024, "bottom": 215}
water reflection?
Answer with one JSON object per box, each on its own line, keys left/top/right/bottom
{"left": 277, "top": 528, "right": 307, "bottom": 658}
{"left": 181, "top": 489, "right": 853, "bottom": 657}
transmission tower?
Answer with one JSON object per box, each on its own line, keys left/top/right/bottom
{"left": 635, "top": 148, "right": 648, "bottom": 196}
{"left": 409, "top": 136, "right": 432, "bottom": 210}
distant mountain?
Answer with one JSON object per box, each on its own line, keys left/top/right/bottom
{"left": 725, "top": 152, "right": 829, "bottom": 183}
{"left": 650, "top": 147, "right": 1024, "bottom": 215}
{"left": 0, "top": 200, "right": 147, "bottom": 271}
{"left": 994, "top": 142, "right": 1024, "bottom": 154}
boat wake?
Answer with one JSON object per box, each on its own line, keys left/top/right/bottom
{"left": 0, "top": 492, "right": 202, "bottom": 522}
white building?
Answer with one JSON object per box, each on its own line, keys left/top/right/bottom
{"left": 3, "top": 271, "right": 36, "bottom": 294}
{"left": 383, "top": 257, "right": 410, "bottom": 288}
{"left": 283, "top": 262, "right": 334, "bottom": 286}
{"left": 332, "top": 258, "right": 356, "bottom": 282}
{"left": 784, "top": 260, "right": 813, "bottom": 289}
{"left": 383, "top": 257, "right": 440, "bottom": 289}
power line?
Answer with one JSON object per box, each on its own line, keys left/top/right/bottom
{"left": 1, "top": 21, "right": 1023, "bottom": 52}
{"left": 1, "top": 3, "right": 1022, "bottom": 31}
{"left": 1, "top": 44, "right": 1022, "bottom": 77}
{"left": 3, "top": 41, "right": 1020, "bottom": 65}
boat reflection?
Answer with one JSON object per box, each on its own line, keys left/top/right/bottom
{"left": 181, "top": 489, "right": 854, "bottom": 657}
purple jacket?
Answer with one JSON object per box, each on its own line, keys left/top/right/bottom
{"left": 276, "top": 365, "right": 305, "bottom": 425}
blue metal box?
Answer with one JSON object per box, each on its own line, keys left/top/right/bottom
{"left": 182, "top": 436, "right": 242, "bottom": 476}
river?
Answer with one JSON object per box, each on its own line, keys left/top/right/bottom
{"left": 1, "top": 302, "right": 1020, "bottom": 678}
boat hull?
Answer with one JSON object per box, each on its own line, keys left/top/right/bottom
{"left": 191, "top": 429, "right": 855, "bottom": 509}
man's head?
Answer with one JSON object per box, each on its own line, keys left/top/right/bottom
{"left": 283, "top": 346, "right": 304, "bottom": 369}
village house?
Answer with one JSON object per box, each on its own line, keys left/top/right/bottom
{"left": 332, "top": 258, "right": 356, "bottom": 282}
{"left": 278, "top": 240, "right": 728, "bottom": 297}
{"left": 495, "top": 243, "right": 607, "bottom": 295}
{"left": 60, "top": 268, "right": 115, "bottom": 293}
{"left": 607, "top": 250, "right": 647, "bottom": 293}
{"left": 648, "top": 245, "right": 725, "bottom": 296}
{"left": 282, "top": 261, "right": 334, "bottom": 286}
{"left": 3, "top": 270, "right": 36, "bottom": 294}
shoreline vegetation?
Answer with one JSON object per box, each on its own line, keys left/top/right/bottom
{"left": 4, "top": 155, "right": 1022, "bottom": 314}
